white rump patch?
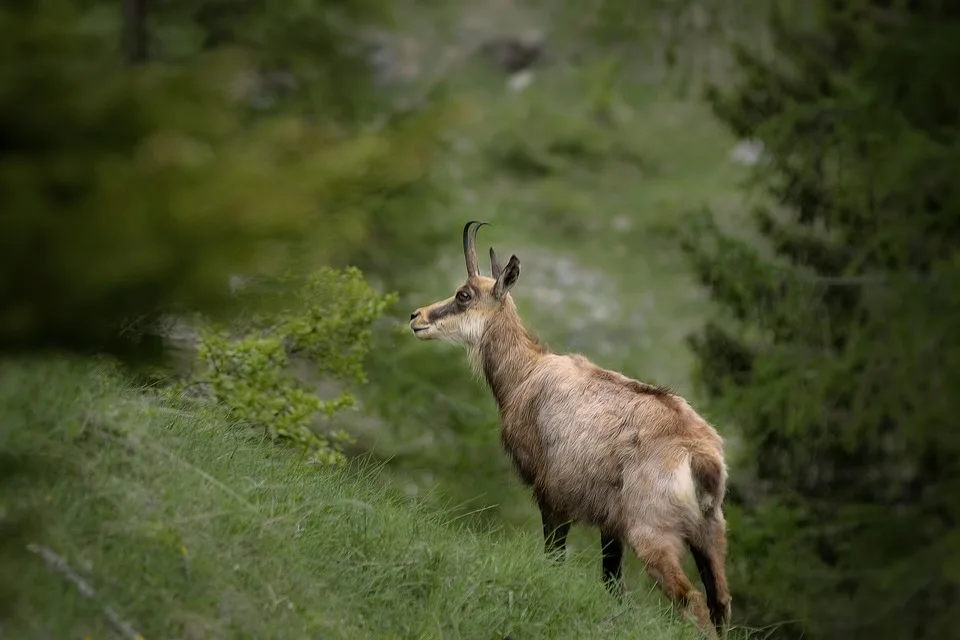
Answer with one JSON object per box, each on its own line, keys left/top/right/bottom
{"left": 670, "top": 454, "right": 701, "bottom": 517}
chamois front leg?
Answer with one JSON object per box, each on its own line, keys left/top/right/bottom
{"left": 540, "top": 506, "right": 570, "bottom": 562}
{"left": 601, "top": 531, "right": 625, "bottom": 598}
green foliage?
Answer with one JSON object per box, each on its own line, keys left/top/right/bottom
{"left": 192, "top": 267, "right": 397, "bottom": 464}
{"left": 568, "top": 0, "right": 778, "bottom": 93}
{"left": 681, "top": 2, "right": 960, "bottom": 638}
{"left": 0, "top": 1, "right": 447, "bottom": 360}
{"left": 0, "top": 358, "right": 717, "bottom": 640}
{"left": 154, "top": 0, "right": 390, "bottom": 117}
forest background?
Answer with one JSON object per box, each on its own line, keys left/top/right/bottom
{"left": 2, "top": 1, "right": 956, "bottom": 639}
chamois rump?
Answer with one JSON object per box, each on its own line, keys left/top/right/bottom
{"left": 409, "top": 221, "right": 732, "bottom": 638}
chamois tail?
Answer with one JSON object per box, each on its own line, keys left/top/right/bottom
{"left": 691, "top": 452, "right": 726, "bottom": 516}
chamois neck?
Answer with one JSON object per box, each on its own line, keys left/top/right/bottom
{"left": 477, "top": 298, "right": 548, "bottom": 409}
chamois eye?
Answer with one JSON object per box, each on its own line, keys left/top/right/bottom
{"left": 456, "top": 289, "right": 472, "bottom": 303}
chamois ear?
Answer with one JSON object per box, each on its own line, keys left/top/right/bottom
{"left": 493, "top": 254, "right": 521, "bottom": 299}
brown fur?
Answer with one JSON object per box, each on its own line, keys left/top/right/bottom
{"left": 410, "top": 223, "right": 732, "bottom": 638}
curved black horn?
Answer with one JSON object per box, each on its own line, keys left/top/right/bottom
{"left": 462, "top": 220, "right": 489, "bottom": 277}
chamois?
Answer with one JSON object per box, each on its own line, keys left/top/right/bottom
{"left": 409, "top": 221, "right": 732, "bottom": 638}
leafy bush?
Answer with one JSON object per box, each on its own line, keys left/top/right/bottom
{"left": 190, "top": 267, "right": 397, "bottom": 464}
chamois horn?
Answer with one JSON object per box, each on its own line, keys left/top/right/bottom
{"left": 462, "top": 220, "right": 489, "bottom": 277}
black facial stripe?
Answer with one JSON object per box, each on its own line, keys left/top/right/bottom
{"left": 427, "top": 299, "right": 463, "bottom": 323}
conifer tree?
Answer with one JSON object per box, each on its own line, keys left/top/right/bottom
{"left": 679, "top": 2, "right": 960, "bottom": 638}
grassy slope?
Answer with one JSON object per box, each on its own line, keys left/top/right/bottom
{"left": 2, "top": 358, "right": 715, "bottom": 640}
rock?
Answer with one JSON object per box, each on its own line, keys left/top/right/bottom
{"left": 477, "top": 30, "right": 546, "bottom": 74}
{"left": 507, "top": 70, "right": 534, "bottom": 92}
{"left": 729, "top": 139, "right": 765, "bottom": 166}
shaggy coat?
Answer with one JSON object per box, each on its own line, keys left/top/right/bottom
{"left": 410, "top": 221, "right": 731, "bottom": 638}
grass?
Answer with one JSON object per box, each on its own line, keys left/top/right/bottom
{"left": 0, "top": 357, "right": 733, "bottom": 640}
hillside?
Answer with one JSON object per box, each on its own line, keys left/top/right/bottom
{"left": 1, "top": 358, "right": 715, "bottom": 639}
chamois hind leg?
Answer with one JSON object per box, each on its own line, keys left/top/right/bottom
{"left": 600, "top": 531, "right": 625, "bottom": 598}
{"left": 689, "top": 511, "right": 732, "bottom": 637}
{"left": 627, "top": 524, "right": 716, "bottom": 639}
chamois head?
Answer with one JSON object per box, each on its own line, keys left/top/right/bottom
{"left": 410, "top": 221, "right": 521, "bottom": 347}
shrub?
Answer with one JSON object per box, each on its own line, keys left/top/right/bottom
{"left": 191, "top": 267, "right": 397, "bottom": 464}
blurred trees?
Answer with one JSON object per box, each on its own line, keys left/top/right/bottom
{"left": 1, "top": 0, "right": 453, "bottom": 619}
{"left": 0, "top": 0, "right": 448, "bottom": 360}
{"left": 680, "top": 2, "right": 960, "bottom": 638}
